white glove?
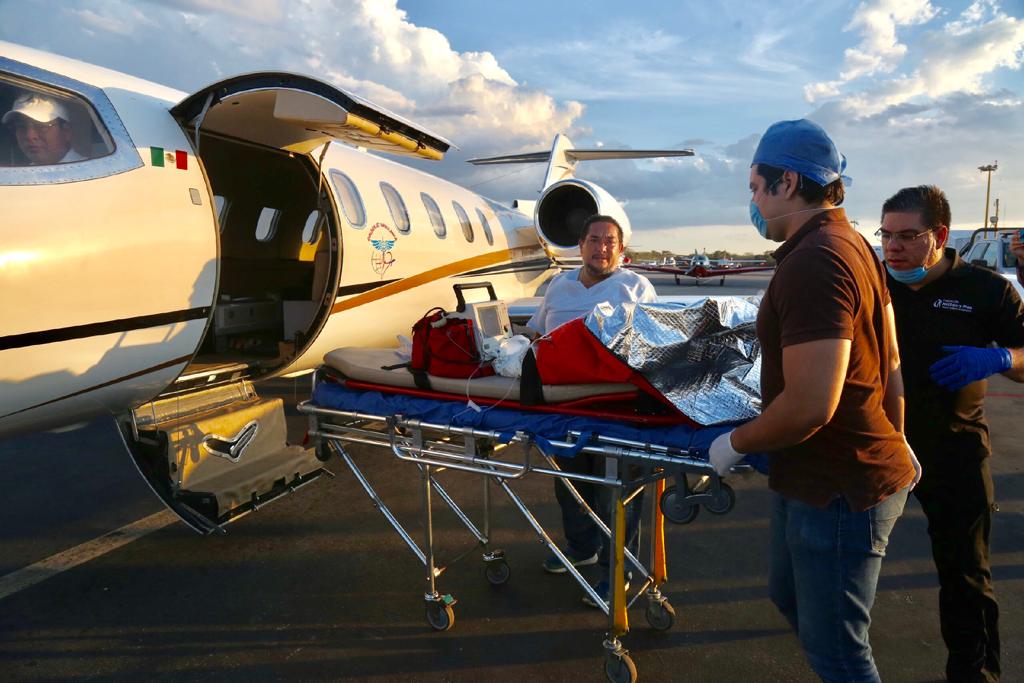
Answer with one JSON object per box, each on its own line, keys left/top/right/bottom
{"left": 904, "top": 437, "right": 922, "bottom": 491}
{"left": 709, "top": 431, "right": 745, "bottom": 476}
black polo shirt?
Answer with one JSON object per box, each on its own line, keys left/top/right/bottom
{"left": 888, "top": 248, "right": 1024, "bottom": 464}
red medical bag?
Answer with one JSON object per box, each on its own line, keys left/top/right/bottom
{"left": 410, "top": 307, "right": 495, "bottom": 387}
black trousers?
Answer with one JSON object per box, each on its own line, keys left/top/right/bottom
{"left": 553, "top": 452, "right": 643, "bottom": 570}
{"left": 913, "top": 458, "right": 999, "bottom": 682}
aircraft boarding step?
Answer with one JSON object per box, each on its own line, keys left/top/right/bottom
{"left": 122, "top": 380, "right": 328, "bottom": 534}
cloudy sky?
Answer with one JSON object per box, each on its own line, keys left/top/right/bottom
{"left": 2, "top": 0, "right": 1022, "bottom": 252}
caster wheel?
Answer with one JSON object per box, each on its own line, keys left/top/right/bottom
{"left": 704, "top": 481, "right": 735, "bottom": 515}
{"left": 659, "top": 486, "right": 699, "bottom": 524}
{"left": 604, "top": 653, "right": 638, "bottom": 683}
{"left": 315, "top": 443, "right": 332, "bottom": 462}
{"left": 485, "top": 559, "right": 511, "bottom": 586}
{"left": 645, "top": 600, "right": 676, "bottom": 631}
{"left": 426, "top": 602, "right": 455, "bottom": 631}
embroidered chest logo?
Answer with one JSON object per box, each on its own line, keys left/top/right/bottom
{"left": 367, "top": 222, "right": 397, "bottom": 277}
{"left": 932, "top": 298, "right": 974, "bottom": 313}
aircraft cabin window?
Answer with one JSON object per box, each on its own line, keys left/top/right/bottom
{"left": 476, "top": 208, "right": 494, "bottom": 246}
{"left": 380, "top": 182, "right": 411, "bottom": 234}
{"left": 255, "top": 207, "right": 281, "bottom": 242}
{"left": 214, "top": 195, "right": 231, "bottom": 233}
{"left": 422, "top": 193, "right": 446, "bottom": 238}
{"left": 0, "top": 76, "right": 114, "bottom": 167}
{"left": 302, "top": 210, "right": 322, "bottom": 245}
{"left": 453, "top": 201, "right": 474, "bottom": 243}
{"left": 329, "top": 169, "right": 366, "bottom": 228}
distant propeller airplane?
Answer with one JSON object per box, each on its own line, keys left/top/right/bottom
{"left": 625, "top": 250, "right": 773, "bottom": 286}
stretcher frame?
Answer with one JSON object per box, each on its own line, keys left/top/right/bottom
{"left": 298, "top": 369, "right": 736, "bottom": 683}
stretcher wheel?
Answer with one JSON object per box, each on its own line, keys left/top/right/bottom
{"left": 659, "top": 486, "right": 699, "bottom": 524}
{"left": 604, "top": 652, "right": 638, "bottom": 683}
{"left": 426, "top": 602, "right": 455, "bottom": 631}
{"left": 484, "top": 559, "right": 511, "bottom": 586}
{"left": 704, "top": 482, "right": 735, "bottom": 515}
{"left": 315, "top": 442, "right": 332, "bottom": 462}
{"left": 645, "top": 600, "right": 676, "bottom": 631}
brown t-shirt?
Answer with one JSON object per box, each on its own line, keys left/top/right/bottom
{"left": 757, "top": 208, "right": 914, "bottom": 511}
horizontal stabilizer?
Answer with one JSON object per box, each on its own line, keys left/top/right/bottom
{"left": 467, "top": 148, "right": 693, "bottom": 165}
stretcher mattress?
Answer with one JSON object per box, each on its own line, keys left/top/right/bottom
{"left": 324, "top": 347, "right": 638, "bottom": 402}
{"left": 311, "top": 380, "right": 733, "bottom": 457}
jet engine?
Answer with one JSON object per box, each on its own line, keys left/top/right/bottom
{"left": 534, "top": 179, "right": 632, "bottom": 257}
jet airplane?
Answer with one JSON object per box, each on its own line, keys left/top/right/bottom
{"left": 0, "top": 42, "right": 692, "bottom": 532}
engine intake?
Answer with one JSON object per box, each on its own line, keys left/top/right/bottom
{"left": 534, "top": 179, "right": 632, "bottom": 256}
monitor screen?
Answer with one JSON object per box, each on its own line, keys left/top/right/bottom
{"left": 477, "top": 304, "right": 502, "bottom": 338}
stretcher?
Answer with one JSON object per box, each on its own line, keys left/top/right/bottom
{"left": 298, "top": 347, "right": 742, "bottom": 683}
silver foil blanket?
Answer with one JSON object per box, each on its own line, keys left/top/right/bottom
{"left": 584, "top": 297, "right": 762, "bottom": 426}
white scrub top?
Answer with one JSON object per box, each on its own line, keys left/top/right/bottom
{"left": 527, "top": 268, "right": 658, "bottom": 335}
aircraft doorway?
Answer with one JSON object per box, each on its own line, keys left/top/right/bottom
{"left": 187, "top": 132, "right": 339, "bottom": 381}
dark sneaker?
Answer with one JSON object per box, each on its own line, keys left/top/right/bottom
{"left": 582, "top": 575, "right": 631, "bottom": 608}
{"left": 541, "top": 548, "right": 599, "bottom": 574}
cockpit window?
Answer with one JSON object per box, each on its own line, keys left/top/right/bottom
{"left": 0, "top": 76, "right": 113, "bottom": 167}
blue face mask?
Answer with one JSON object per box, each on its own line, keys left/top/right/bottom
{"left": 749, "top": 200, "right": 769, "bottom": 238}
{"left": 886, "top": 263, "right": 929, "bottom": 284}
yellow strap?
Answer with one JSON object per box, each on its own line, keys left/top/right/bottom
{"left": 654, "top": 478, "right": 667, "bottom": 585}
{"left": 612, "top": 497, "right": 629, "bottom": 637}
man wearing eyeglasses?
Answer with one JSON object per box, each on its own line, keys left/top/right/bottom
{"left": 881, "top": 185, "right": 1024, "bottom": 683}
{"left": 2, "top": 93, "right": 84, "bottom": 166}
{"left": 527, "top": 214, "right": 657, "bottom": 607}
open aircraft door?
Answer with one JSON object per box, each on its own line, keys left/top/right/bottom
{"left": 124, "top": 73, "right": 452, "bottom": 534}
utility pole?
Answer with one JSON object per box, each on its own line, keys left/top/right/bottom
{"left": 991, "top": 198, "right": 1000, "bottom": 231}
{"left": 979, "top": 162, "right": 998, "bottom": 237}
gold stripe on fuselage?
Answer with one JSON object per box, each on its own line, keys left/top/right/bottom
{"left": 330, "top": 249, "right": 518, "bottom": 315}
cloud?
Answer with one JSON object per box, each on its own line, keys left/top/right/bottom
{"left": 0, "top": 0, "right": 583, "bottom": 154}
{"left": 805, "top": 0, "right": 1024, "bottom": 117}
{"left": 805, "top": 0, "right": 938, "bottom": 102}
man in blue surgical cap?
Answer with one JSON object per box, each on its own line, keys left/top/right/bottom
{"left": 707, "top": 119, "right": 920, "bottom": 682}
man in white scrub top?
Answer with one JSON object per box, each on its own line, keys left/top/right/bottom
{"left": 529, "top": 214, "right": 657, "bottom": 607}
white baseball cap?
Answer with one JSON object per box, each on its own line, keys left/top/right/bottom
{"left": 3, "top": 94, "right": 71, "bottom": 125}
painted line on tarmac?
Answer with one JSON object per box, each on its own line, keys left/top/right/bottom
{"left": 0, "top": 509, "right": 178, "bottom": 601}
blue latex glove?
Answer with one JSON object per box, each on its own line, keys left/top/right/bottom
{"left": 929, "top": 346, "right": 1012, "bottom": 391}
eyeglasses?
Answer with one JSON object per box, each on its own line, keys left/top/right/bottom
{"left": 874, "top": 228, "right": 934, "bottom": 244}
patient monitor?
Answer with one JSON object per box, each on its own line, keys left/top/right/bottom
{"left": 449, "top": 283, "right": 512, "bottom": 360}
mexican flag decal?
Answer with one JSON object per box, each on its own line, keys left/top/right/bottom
{"left": 150, "top": 147, "right": 188, "bottom": 170}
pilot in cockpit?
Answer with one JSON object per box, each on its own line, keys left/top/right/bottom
{"left": 3, "top": 93, "right": 86, "bottom": 166}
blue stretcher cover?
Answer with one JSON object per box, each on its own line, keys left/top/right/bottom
{"left": 312, "top": 380, "right": 735, "bottom": 460}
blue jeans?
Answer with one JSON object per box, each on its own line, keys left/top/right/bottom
{"left": 769, "top": 488, "right": 909, "bottom": 683}
{"left": 554, "top": 453, "right": 643, "bottom": 569}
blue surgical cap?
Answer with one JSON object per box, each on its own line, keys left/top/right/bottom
{"left": 751, "top": 119, "right": 850, "bottom": 187}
